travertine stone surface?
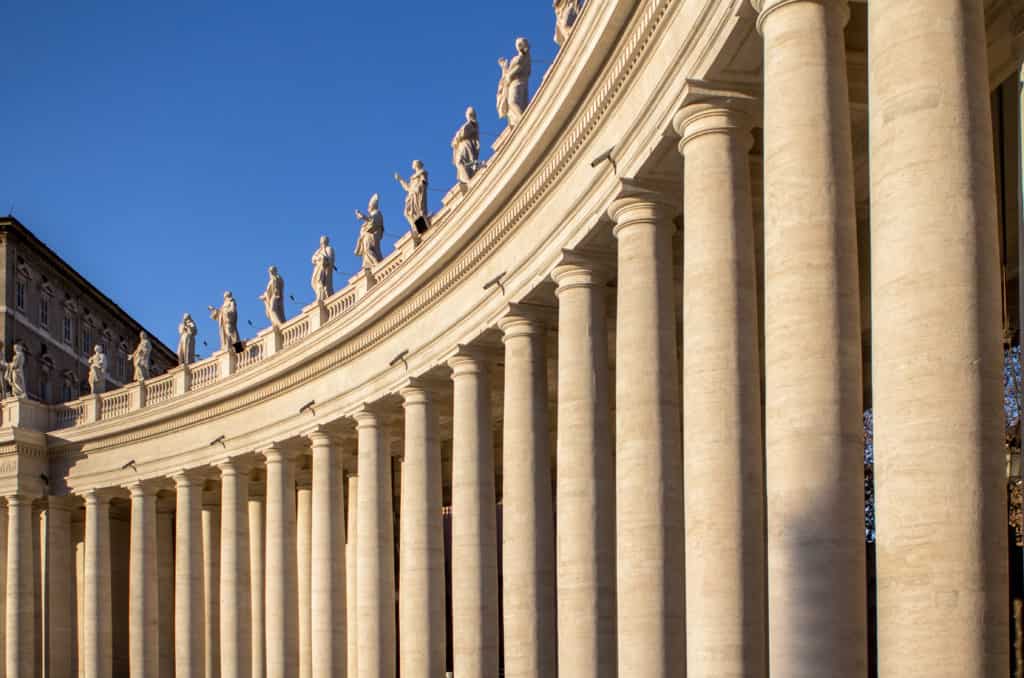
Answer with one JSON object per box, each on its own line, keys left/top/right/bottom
{"left": 498, "top": 311, "right": 557, "bottom": 678}
{"left": 296, "top": 482, "right": 312, "bottom": 678}
{"left": 175, "top": 473, "right": 206, "bottom": 678}
{"left": 219, "top": 459, "right": 252, "bottom": 678}
{"left": 129, "top": 483, "right": 159, "bottom": 678}
{"left": 309, "top": 431, "right": 346, "bottom": 678}
{"left": 263, "top": 447, "right": 299, "bottom": 678}
{"left": 248, "top": 495, "right": 266, "bottom": 678}
{"left": 449, "top": 352, "right": 500, "bottom": 678}
{"left": 82, "top": 491, "right": 111, "bottom": 678}
{"left": 204, "top": 498, "right": 222, "bottom": 678}
{"left": 870, "top": 1, "right": 1008, "bottom": 676}
{"left": 356, "top": 409, "right": 396, "bottom": 678}
{"left": 551, "top": 256, "right": 616, "bottom": 678}
{"left": 44, "top": 497, "right": 75, "bottom": 678}
{"left": 399, "top": 385, "right": 446, "bottom": 678}
{"left": 674, "top": 100, "right": 766, "bottom": 678}
{"left": 608, "top": 194, "right": 684, "bottom": 678}
{"left": 156, "top": 501, "right": 175, "bottom": 678}
{"left": 345, "top": 476, "right": 359, "bottom": 678}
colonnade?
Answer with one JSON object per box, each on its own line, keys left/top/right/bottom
{"left": 0, "top": 1, "right": 1016, "bottom": 677}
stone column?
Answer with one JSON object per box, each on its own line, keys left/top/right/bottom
{"left": 81, "top": 490, "right": 111, "bottom": 678}
{"left": 497, "top": 310, "right": 557, "bottom": 678}
{"left": 870, "top": 1, "right": 1008, "bottom": 675}
{"left": 157, "top": 496, "right": 175, "bottom": 678}
{"left": 607, "top": 192, "right": 684, "bottom": 678}
{"left": 129, "top": 481, "right": 159, "bottom": 678}
{"left": 550, "top": 254, "right": 616, "bottom": 678}
{"left": 204, "top": 493, "right": 222, "bottom": 678}
{"left": 399, "top": 383, "right": 446, "bottom": 678}
{"left": 751, "top": 0, "right": 866, "bottom": 674}
{"left": 673, "top": 97, "right": 767, "bottom": 678}
{"left": 448, "top": 350, "right": 500, "bottom": 678}
{"left": 308, "top": 430, "right": 346, "bottom": 678}
{"left": 174, "top": 471, "right": 206, "bottom": 678}
{"left": 345, "top": 475, "right": 359, "bottom": 678}
{"left": 355, "top": 408, "right": 396, "bottom": 678}
{"left": 263, "top": 445, "right": 299, "bottom": 678}
{"left": 248, "top": 491, "right": 266, "bottom": 678}
{"left": 219, "top": 458, "right": 252, "bottom": 678}
{"left": 296, "top": 474, "right": 313, "bottom": 678}
{"left": 43, "top": 496, "right": 75, "bottom": 678}
{"left": 0, "top": 504, "right": 6, "bottom": 678}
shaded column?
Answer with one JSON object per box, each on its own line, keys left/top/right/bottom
{"left": 81, "top": 490, "right": 111, "bottom": 678}
{"left": 870, "top": 1, "right": 1008, "bottom": 675}
{"left": 673, "top": 97, "right": 766, "bottom": 678}
{"left": 296, "top": 473, "right": 313, "bottom": 678}
{"left": 308, "top": 430, "right": 346, "bottom": 678}
{"left": 550, "top": 254, "right": 616, "bottom": 678}
{"left": 751, "top": 0, "right": 866, "bottom": 674}
{"left": 219, "top": 458, "right": 252, "bottom": 678}
{"left": 498, "top": 309, "right": 556, "bottom": 678}
{"left": 43, "top": 496, "right": 75, "bottom": 678}
{"left": 355, "top": 408, "right": 396, "bottom": 678}
{"left": 174, "top": 470, "right": 206, "bottom": 678}
{"left": 156, "top": 496, "right": 175, "bottom": 678}
{"left": 204, "top": 492, "right": 222, "bottom": 678}
{"left": 345, "top": 475, "right": 359, "bottom": 678}
{"left": 607, "top": 192, "right": 684, "bottom": 678}
{"left": 448, "top": 350, "right": 500, "bottom": 678}
{"left": 129, "top": 481, "right": 159, "bottom": 678}
{"left": 248, "top": 490, "right": 266, "bottom": 678}
{"left": 263, "top": 445, "right": 299, "bottom": 678}
{"left": 399, "top": 382, "right": 446, "bottom": 678}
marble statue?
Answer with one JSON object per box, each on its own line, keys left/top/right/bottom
{"left": 208, "top": 291, "right": 240, "bottom": 352}
{"left": 261, "top": 265, "right": 286, "bottom": 326}
{"left": 553, "top": 0, "right": 581, "bottom": 45}
{"left": 311, "top": 236, "right": 336, "bottom": 302}
{"left": 88, "top": 345, "right": 108, "bottom": 395}
{"left": 354, "top": 194, "right": 384, "bottom": 269}
{"left": 130, "top": 330, "right": 152, "bottom": 381}
{"left": 394, "top": 160, "right": 431, "bottom": 237}
{"left": 7, "top": 344, "right": 26, "bottom": 399}
{"left": 451, "top": 107, "right": 481, "bottom": 183}
{"left": 178, "top": 313, "right": 197, "bottom": 365}
{"left": 497, "top": 38, "right": 532, "bottom": 127}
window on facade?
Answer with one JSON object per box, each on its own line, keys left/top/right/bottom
{"left": 15, "top": 280, "right": 25, "bottom": 311}
{"left": 40, "top": 297, "right": 49, "bottom": 329}
{"left": 63, "top": 317, "right": 73, "bottom": 344}
{"left": 83, "top": 329, "right": 93, "bottom": 356}
{"left": 60, "top": 382, "right": 73, "bottom": 403}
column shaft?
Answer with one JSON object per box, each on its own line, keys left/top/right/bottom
{"left": 754, "top": 0, "right": 866, "bottom": 674}
{"left": 399, "top": 386, "right": 446, "bottom": 678}
{"left": 220, "top": 460, "right": 252, "bottom": 678}
{"left": 204, "top": 500, "right": 222, "bottom": 678}
{"left": 345, "top": 476, "right": 359, "bottom": 678}
{"left": 44, "top": 499, "right": 74, "bottom": 678}
{"left": 157, "top": 503, "right": 175, "bottom": 678}
{"left": 297, "top": 483, "right": 312, "bottom": 678}
{"left": 175, "top": 473, "right": 206, "bottom": 678}
{"left": 356, "top": 410, "right": 396, "bottom": 678}
{"left": 870, "top": 1, "right": 1007, "bottom": 675}
{"left": 608, "top": 195, "right": 684, "bottom": 678}
{"left": 551, "top": 258, "right": 617, "bottom": 678}
{"left": 81, "top": 491, "right": 111, "bottom": 678}
{"left": 449, "top": 353, "right": 500, "bottom": 678}
{"left": 498, "top": 314, "right": 557, "bottom": 678}
{"left": 264, "top": 447, "right": 299, "bottom": 678}
{"left": 309, "top": 432, "right": 346, "bottom": 678}
{"left": 129, "top": 484, "right": 159, "bottom": 678}
{"left": 248, "top": 495, "right": 266, "bottom": 678}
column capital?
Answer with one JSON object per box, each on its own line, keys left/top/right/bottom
{"left": 124, "top": 478, "right": 163, "bottom": 498}
{"left": 608, "top": 180, "right": 678, "bottom": 237}
{"left": 400, "top": 377, "right": 446, "bottom": 406}
{"left": 551, "top": 249, "right": 614, "bottom": 292}
{"left": 498, "top": 303, "right": 553, "bottom": 340}
{"left": 295, "top": 469, "right": 313, "bottom": 490}
{"left": 447, "top": 344, "right": 498, "bottom": 376}
{"left": 171, "top": 467, "right": 209, "bottom": 488}
{"left": 353, "top": 406, "right": 383, "bottom": 430}
{"left": 216, "top": 455, "right": 254, "bottom": 476}
{"left": 261, "top": 444, "right": 301, "bottom": 466}
{"left": 673, "top": 80, "right": 758, "bottom": 152}
{"left": 751, "top": 0, "right": 850, "bottom": 34}
{"left": 79, "top": 487, "right": 116, "bottom": 506}
{"left": 304, "top": 425, "right": 337, "bottom": 448}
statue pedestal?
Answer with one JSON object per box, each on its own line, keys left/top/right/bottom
{"left": 171, "top": 365, "right": 191, "bottom": 396}
{"left": 443, "top": 182, "right": 469, "bottom": 208}
{"left": 129, "top": 381, "right": 146, "bottom": 411}
{"left": 302, "top": 301, "right": 330, "bottom": 332}
{"left": 349, "top": 268, "right": 377, "bottom": 297}
{"left": 2, "top": 397, "right": 49, "bottom": 430}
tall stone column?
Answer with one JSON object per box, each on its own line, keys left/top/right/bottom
{"left": 345, "top": 475, "right": 359, "bottom": 678}
{"left": 43, "top": 496, "right": 75, "bottom": 678}
{"left": 497, "top": 310, "right": 557, "bottom": 678}
{"left": 296, "top": 473, "right": 313, "bottom": 678}
{"left": 157, "top": 496, "right": 175, "bottom": 678}
{"left": 0, "top": 503, "right": 7, "bottom": 678}
{"left": 550, "top": 254, "right": 617, "bottom": 678}
{"left": 448, "top": 350, "right": 500, "bottom": 678}
{"left": 673, "top": 97, "right": 767, "bottom": 678}
{"left": 355, "top": 408, "right": 396, "bottom": 678}
{"left": 308, "top": 430, "right": 346, "bottom": 678}
{"left": 81, "top": 490, "right": 111, "bottom": 678}
{"left": 248, "top": 491, "right": 266, "bottom": 678}
{"left": 219, "top": 458, "right": 252, "bottom": 678}
{"left": 751, "top": 1, "right": 866, "bottom": 674}
{"left": 263, "top": 445, "right": 299, "bottom": 678}
{"left": 608, "top": 192, "right": 684, "bottom": 678}
{"left": 399, "top": 382, "right": 446, "bottom": 678}
{"left": 204, "top": 493, "right": 222, "bottom": 678}
{"left": 129, "top": 481, "right": 159, "bottom": 678}
{"left": 870, "top": 1, "right": 1008, "bottom": 675}
{"left": 174, "top": 470, "right": 206, "bottom": 678}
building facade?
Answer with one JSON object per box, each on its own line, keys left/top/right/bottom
{"left": 0, "top": 1, "right": 1021, "bottom": 677}
{"left": 0, "top": 217, "right": 176, "bottom": 403}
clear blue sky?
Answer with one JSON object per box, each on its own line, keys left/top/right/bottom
{"left": 1, "top": 2, "right": 558, "bottom": 355}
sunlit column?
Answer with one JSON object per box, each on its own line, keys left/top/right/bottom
{"left": 128, "top": 481, "right": 159, "bottom": 678}
{"left": 219, "top": 458, "right": 252, "bottom": 678}
{"left": 345, "top": 475, "right": 359, "bottom": 678}
{"left": 308, "top": 429, "right": 346, "bottom": 678}
{"left": 175, "top": 470, "right": 206, "bottom": 678}
{"left": 81, "top": 490, "right": 111, "bottom": 678}
{"left": 43, "top": 496, "right": 75, "bottom": 678}
{"left": 296, "top": 473, "right": 312, "bottom": 678}
{"left": 248, "top": 489, "right": 266, "bottom": 678}
{"left": 263, "top": 445, "right": 299, "bottom": 678}
{"left": 204, "top": 489, "right": 222, "bottom": 678}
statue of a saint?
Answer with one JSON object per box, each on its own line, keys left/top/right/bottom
{"left": 260, "top": 265, "right": 286, "bottom": 326}
{"left": 88, "top": 345, "right": 108, "bottom": 395}
{"left": 394, "top": 160, "right": 430, "bottom": 237}
{"left": 178, "top": 313, "right": 197, "bottom": 365}
{"left": 311, "top": 236, "right": 336, "bottom": 302}
{"left": 553, "top": 0, "right": 581, "bottom": 45}
{"left": 130, "top": 330, "right": 152, "bottom": 381}
{"left": 497, "top": 38, "right": 532, "bottom": 127}
{"left": 208, "top": 291, "right": 240, "bottom": 352}
{"left": 451, "top": 107, "right": 481, "bottom": 183}
{"left": 7, "top": 344, "right": 26, "bottom": 399}
{"left": 354, "top": 194, "right": 384, "bottom": 269}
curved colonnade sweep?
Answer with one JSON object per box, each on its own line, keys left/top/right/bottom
{"left": 0, "top": 0, "right": 1021, "bottom": 677}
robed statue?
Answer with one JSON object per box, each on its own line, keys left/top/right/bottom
{"left": 208, "top": 291, "right": 240, "bottom": 352}
{"left": 178, "top": 313, "right": 197, "bottom": 365}
{"left": 261, "top": 265, "right": 286, "bottom": 326}
{"left": 497, "top": 38, "right": 532, "bottom": 127}
{"left": 7, "top": 344, "right": 26, "bottom": 399}
{"left": 553, "top": 0, "right": 581, "bottom": 45}
{"left": 311, "top": 236, "right": 336, "bottom": 302}
{"left": 451, "top": 107, "right": 481, "bottom": 183}
{"left": 394, "top": 160, "right": 431, "bottom": 237}
{"left": 88, "top": 345, "right": 108, "bottom": 395}
{"left": 354, "top": 194, "right": 384, "bottom": 269}
{"left": 130, "top": 330, "right": 152, "bottom": 381}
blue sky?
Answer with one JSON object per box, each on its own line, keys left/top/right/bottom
{"left": 0, "top": 2, "right": 559, "bottom": 355}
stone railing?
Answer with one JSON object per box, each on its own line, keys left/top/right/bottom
{"left": 189, "top": 357, "right": 220, "bottom": 391}
{"left": 144, "top": 374, "right": 175, "bottom": 406}
{"left": 99, "top": 390, "right": 132, "bottom": 421}
{"left": 236, "top": 337, "right": 266, "bottom": 372}
{"left": 281, "top": 316, "right": 310, "bottom": 349}
{"left": 52, "top": 401, "right": 85, "bottom": 430}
